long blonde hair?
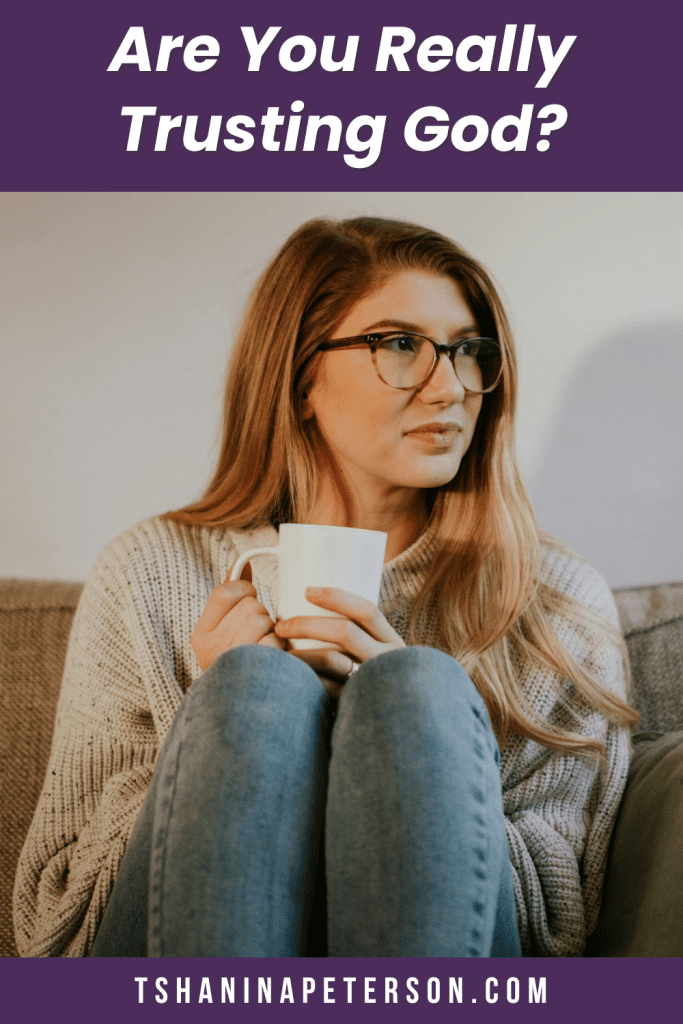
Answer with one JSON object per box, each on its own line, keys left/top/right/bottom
{"left": 164, "top": 216, "right": 638, "bottom": 756}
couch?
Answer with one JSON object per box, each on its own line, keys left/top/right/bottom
{"left": 1, "top": 576, "right": 682, "bottom": 958}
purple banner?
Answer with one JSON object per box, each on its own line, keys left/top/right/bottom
{"left": 2, "top": 957, "right": 681, "bottom": 1021}
{"left": 2, "top": 0, "right": 681, "bottom": 190}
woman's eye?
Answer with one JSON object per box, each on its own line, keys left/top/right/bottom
{"left": 458, "top": 339, "right": 480, "bottom": 357}
{"left": 382, "top": 334, "right": 419, "bottom": 354}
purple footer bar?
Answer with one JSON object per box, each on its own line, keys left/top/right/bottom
{"left": 1, "top": 958, "right": 677, "bottom": 1022}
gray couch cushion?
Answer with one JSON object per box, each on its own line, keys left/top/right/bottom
{"left": 614, "top": 581, "right": 683, "bottom": 634}
{"left": 624, "top": 618, "right": 683, "bottom": 733}
{"left": 614, "top": 583, "right": 683, "bottom": 734}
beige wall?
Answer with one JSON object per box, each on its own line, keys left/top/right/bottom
{"left": 2, "top": 192, "right": 682, "bottom": 586}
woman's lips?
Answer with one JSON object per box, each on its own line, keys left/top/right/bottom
{"left": 404, "top": 423, "right": 463, "bottom": 448}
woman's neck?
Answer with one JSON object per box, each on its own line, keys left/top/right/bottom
{"left": 307, "top": 478, "right": 429, "bottom": 562}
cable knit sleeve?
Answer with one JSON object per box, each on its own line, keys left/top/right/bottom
{"left": 13, "top": 547, "right": 161, "bottom": 957}
{"left": 501, "top": 549, "right": 631, "bottom": 957}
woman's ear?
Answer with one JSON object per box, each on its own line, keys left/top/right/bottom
{"left": 301, "top": 388, "right": 315, "bottom": 421}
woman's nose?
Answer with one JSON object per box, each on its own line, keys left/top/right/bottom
{"left": 420, "top": 351, "right": 466, "bottom": 403}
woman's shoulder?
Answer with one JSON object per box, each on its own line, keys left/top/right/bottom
{"left": 538, "top": 532, "right": 619, "bottom": 629}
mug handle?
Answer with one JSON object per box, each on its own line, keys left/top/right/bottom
{"left": 229, "top": 547, "right": 279, "bottom": 581}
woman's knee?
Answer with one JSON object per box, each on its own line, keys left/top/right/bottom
{"left": 344, "top": 645, "right": 487, "bottom": 719}
{"left": 171, "top": 644, "right": 328, "bottom": 756}
{"left": 199, "top": 642, "right": 317, "bottom": 689}
{"left": 339, "top": 646, "right": 498, "bottom": 758}
{"left": 189, "top": 643, "right": 322, "bottom": 713}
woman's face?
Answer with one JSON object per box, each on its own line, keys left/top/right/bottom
{"left": 303, "top": 268, "right": 484, "bottom": 501}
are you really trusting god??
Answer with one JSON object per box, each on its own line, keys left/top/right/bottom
{"left": 109, "top": 25, "right": 577, "bottom": 165}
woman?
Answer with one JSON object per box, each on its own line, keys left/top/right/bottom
{"left": 14, "top": 216, "right": 638, "bottom": 958}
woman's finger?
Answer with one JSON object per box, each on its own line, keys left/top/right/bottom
{"left": 193, "top": 607, "right": 279, "bottom": 671}
{"left": 192, "top": 581, "right": 278, "bottom": 669}
{"left": 194, "top": 578, "right": 257, "bottom": 632}
{"left": 258, "top": 631, "right": 287, "bottom": 651}
{"left": 303, "top": 586, "right": 404, "bottom": 645}
{"left": 275, "top": 614, "right": 380, "bottom": 662}
{"left": 226, "top": 611, "right": 277, "bottom": 649}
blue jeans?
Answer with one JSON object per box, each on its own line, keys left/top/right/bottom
{"left": 90, "top": 645, "right": 521, "bottom": 957}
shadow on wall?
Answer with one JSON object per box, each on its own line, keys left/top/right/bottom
{"left": 528, "top": 320, "right": 683, "bottom": 589}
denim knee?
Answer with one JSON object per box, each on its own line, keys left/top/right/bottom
{"left": 190, "top": 643, "right": 321, "bottom": 708}
{"left": 170, "top": 644, "right": 328, "bottom": 764}
{"left": 342, "top": 646, "right": 498, "bottom": 754}
{"left": 199, "top": 643, "right": 319, "bottom": 692}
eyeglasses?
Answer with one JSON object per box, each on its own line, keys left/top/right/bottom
{"left": 317, "top": 332, "right": 503, "bottom": 393}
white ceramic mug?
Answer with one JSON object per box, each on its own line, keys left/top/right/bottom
{"left": 229, "top": 523, "right": 387, "bottom": 649}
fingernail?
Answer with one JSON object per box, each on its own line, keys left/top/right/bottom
{"left": 306, "top": 587, "right": 321, "bottom": 596}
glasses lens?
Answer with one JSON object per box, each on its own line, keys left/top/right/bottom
{"left": 455, "top": 339, "right": 502, "bottom": 393}
{"left": 374, "top": 334, "right": 434, "bottom": 388}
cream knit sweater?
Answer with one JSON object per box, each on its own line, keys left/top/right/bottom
{"left": 13, "top": 516, "right": 630, "bottom": 958}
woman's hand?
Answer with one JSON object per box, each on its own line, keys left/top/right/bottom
{"left": 274, "top": 587, "right": 405, "bottom": 698}
{"left": 191, "top": 562, "right": 285, "bottom": 672}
